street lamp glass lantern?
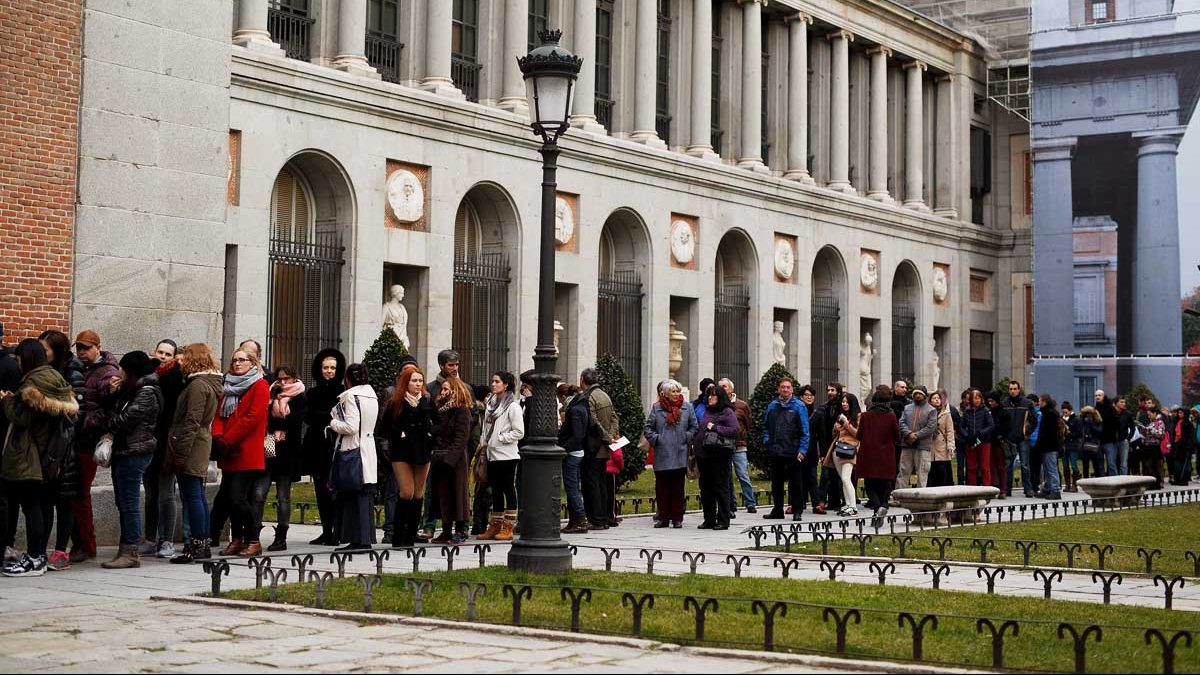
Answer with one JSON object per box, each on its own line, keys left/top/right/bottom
{"left": 518, "top": 30, "right": 583, "bottom": 140}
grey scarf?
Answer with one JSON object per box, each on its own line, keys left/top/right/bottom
{"left": 220, "top": 368, "right": 263, "bottom": 419}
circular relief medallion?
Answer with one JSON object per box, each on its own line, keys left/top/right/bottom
{"left": 860, "top": 253, "right": 880, "bottom": 291}
{"left": 933, "top": 267, "right": 949, "bottom": 303}
{"left": 670, "top": 220, "right": 696, "bottom": 265}
{"left": 554, "top": 197, "right": 575, "bottom": 246}
{"left": 774, "top": 239, "right": 795, "bottom": 281}
{"left": 386, "top": 170, "right": 424, "bottom": 223}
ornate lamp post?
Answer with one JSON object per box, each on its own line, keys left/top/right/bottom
{"left": 508, "top": 30, "right": 582, "bottom": 574}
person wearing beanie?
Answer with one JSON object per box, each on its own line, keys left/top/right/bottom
{"left": 69, "top": 329, "right": 119, "bottom": 563}
{"left": 91, "top": 350, "right": 162, "bottom": 569}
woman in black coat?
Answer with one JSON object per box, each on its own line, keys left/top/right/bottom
{"left": 265, "top": 364, "right": 307, "bottom": 551}
{"left": 34, "top": 330, "right": 83, "bottom": 570}
{"left": 301, "top": 348, "right": 346, "bottom": 545}
{"left": 379, "top": 367, "right": 438, "bottom": 548}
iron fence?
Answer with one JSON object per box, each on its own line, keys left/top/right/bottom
{"left": 452, "top": 56, "right": 483, "bottom": 102}
{"left": 597, "top": 269, "right": 643, "bottom": 389}
{"left": 366, "top": 34, "right": 404, "bottom": 84}
{"left": 453, "top": 252, "right": 510, "bottom": 387}
{"left": 266, "top": 232, "right": 343, "bottom": 381}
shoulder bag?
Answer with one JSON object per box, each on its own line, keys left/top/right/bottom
{"left": 832, "top": 440, "right": 857, "bottom": 459}
{"left": 329, "top": 397, "right": 364, "bottom": 492}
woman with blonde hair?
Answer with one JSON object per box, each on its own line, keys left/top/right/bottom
{"left": 379, "top": 366, "right": 437, "bottom": 547}
{"left": 430, "top": 377, "right": 473, "bottom": 544}
{"left": 165, "top": 344, "right": 223, "bottom": 564}
{"left": 210, "top": 348, "right": 269, "bottom": 557}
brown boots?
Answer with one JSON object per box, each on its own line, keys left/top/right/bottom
{"left": 495, "top": 511, "right": 517, "bottom": 541}
{"left": 562, "top": 515, "right": 589, "bottom": 534}
{"left": 477, "top": 513, "right": 503, "bottom": 540}
{"left": 101, "top": 544, "right": 140, "bottom": 569}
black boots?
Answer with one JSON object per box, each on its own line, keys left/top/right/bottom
{"left": 169, "top": 537, "right": 212, "bottom": 564}
{"left": 392, "top": 499, "right": 424, "bottom": 548}
{"left": 267, "top": 525, "right": 288, "bottom": 552}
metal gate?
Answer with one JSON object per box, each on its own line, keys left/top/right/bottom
{"left": 715, "top": 284, "right": 750, "bottom": 390}
{"left": 267, "top": 232, "right": 344, "bottom": 380}
{"left": 598, "top": 269, "right": 643, "bottom": 388}
{"left": 811, "top": 292, "right": 841, "bottom": 393}
{"left": 892, "top": 302, "right": 917, "bottom": 386}
{"left": 453, "top": 252, "right": 510, "bottom": 387}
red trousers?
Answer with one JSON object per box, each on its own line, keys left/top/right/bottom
{"left": 990, "top": 444, "right": 1008, "bottom": 493}
{"left": 966, "top": 442, "right": 992, "bottom": 487}
{"left": 71, "top": 452, "right": 98, "bottom": 555}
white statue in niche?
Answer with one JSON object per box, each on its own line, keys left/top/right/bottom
{"left": 930, "top": 338, "right": 942, "bottom": 392}
{"left": 860, "top": 252, "right": 880, "bottom": 292}
{"left": 772, "top": 321, "right": 787, "bottom": 366}
{"left": 670, "top": 220, "right": 696, "bottom": 265}
{"left": 774, "top": 240, "right": 795, "bottom": 281}
{"left": 382, "top": 284, "right": 410, "bottom": 348}
{"left": 860, "top": 332, "right": 875, "bottom": 398}
{"left": 554, "top": 197, "right": 574, "bottom": 245}
{"left": 932, "top": 267, "right": 949, "bottom": 304}
{"left": 386, "top": 169, "right": 424, "bottom": 223}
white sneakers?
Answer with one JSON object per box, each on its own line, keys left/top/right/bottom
{"left": 2, "top": 554, "right": 47, "bottom": 577}
{"left": 156, "top": 542, "right": 176, "bottom": 559}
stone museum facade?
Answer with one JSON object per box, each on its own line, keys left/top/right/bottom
{"left": 5, "top": 0, "right": 1036, "bottom": 402}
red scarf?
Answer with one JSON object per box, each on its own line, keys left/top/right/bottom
{"left": 660, "top": 393, "right": 683, "bottom": 425}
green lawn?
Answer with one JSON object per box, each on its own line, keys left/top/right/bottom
{"left": 226, "top": 566, "right": 1198, "bottom": 673}
{"left": 760, "top": 504, "right": 1200, "bottom": 576}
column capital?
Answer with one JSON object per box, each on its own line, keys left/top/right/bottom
{"left": 866, "top": 45, "right": 892, "bottom": 58}
{"left": 1031, "top": 136, "right": 1078, "bottom": 162}
{"left": 785, "top": 12, "right": 812, "bottom": 25}
{"left": 1133, "top": 127, "right": 1187, "bottom": 147}
{"left": 903, "top": 60, "right": 927, "bottom": 72}
{"left": 934, "top": 73, "right": 952, "bottom": 84}
{"left": 826, "top": 29, "right": 854, "bottom": 43}
{"left": 737, "top": 0, "right": 767, "bottom": 5}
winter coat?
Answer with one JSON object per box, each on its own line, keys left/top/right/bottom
{"left": 482, "top": 394, "right": 524, "bottom": 462}
{"left": 96, "top": 373, "right": 162, "bottom": 458}
{"left": 78, "top": 351, "right": 119, "bottom": 450}
{"left": 826, "top": 415, "right": 860, "bottom": 467}
{"left": 0, "top": 353, "right": 20, "bottom": 453}
{"left": 380, "top": 395, "right": 438, "bottom": 464}
{"left": 1080, "top": 407, "right": 1102, "bottom": 446}
{"left": 956, "top": 405, "right": 994, "bottom": 448}
{"left": 763, "top": 396, "right": 811, "bottom": 458}
{"left": 1001, "top": 396, "right": 1037, "bottom": 444}
{"left": 559, "top": 394, "right": 590, "bottom": 457}
{"left": 855, "top": 404, "right": 901, "bottom": 481}
{"left": 1064, "top": 413, "right": 1084, "bottom": 451}
{"left": 693, "top": 406, "right": 740, "bottom": 461}
{"left": 435, "top": 406, "right": 472, "bottom": 469}
{"left": 1032, "top": 403, "right": 1063, "bottom": 456}
{"left": 59, "top": 356, "right": 86, "bottom": 403}
{"left": 931, "top": 407, "right": 956, "bottom": 462}
{"left": 584, "top": 385, "right": 620, "bottom": 459}
{"left": 167, "top": 372, "right": 223, "bottom": 479}
{"left": 213, "top": 378, "right": 270, "bottom": 473}
{"left": 1097, "top": 398, "right": 1120, "bottom": 443}
{"left": 899, "top": 401, "right": 939, "bottom": 452}
{"left": 267, "top": 389, "right": 307, "bottom": 481}
{"left": 643, "top": 401, "right": 697, "bottom": 472}
{"left": 328, "top": 385, "right": 379, "bottom": 485}
{"left": 301, "top": 348, "right": 346, "bottom": 477}
{"left": 729, "top": 398, "right": 752, "bottom": 449}
{"left": 1, "top": 365, "right": 78, "bottom": 482}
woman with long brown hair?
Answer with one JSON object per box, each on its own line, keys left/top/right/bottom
{"left": 165, "top": 343, "right": 223, "bottom": 564}
{"left": 430, "top": 377, "right": 472, "bottom": 544}
{"left": 380, "top": 366, "right": 437, "bottom": 547}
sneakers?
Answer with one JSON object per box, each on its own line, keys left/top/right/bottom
{"left": 138, "top": 541, "right": 158, "bottom": 556}
{"left": 837, "top": 506, "right": 858, "bottom": 517}
{"left": 47, "top": 550, "right": 71, "bottom": 571}
{"left": 68, "top": 548, "right": 93, "bottom": 564}
{"left": 3, "top": 554, "right": 47, "bottom": 577}
{"left": 451, "top": 533, "right": 470, "bottom": 545}
{"left": 746, "top": 505, "right": 757, "bottom": 514}
{"left": 157, "top": 542, "right": 176, "bottom": 559}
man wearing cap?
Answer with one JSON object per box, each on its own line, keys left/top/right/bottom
{"left": 71, "top": 329, "right": 120, "bottom": 562}
{"left": 897, "top": 386, "right": 938, "bottom": 489}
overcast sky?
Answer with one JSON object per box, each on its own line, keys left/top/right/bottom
{"left": 1176, "top": 1, "right": 1200, "bottom": 297}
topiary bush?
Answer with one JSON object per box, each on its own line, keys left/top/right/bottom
{"left": 747, "top": 363, "right": 798, "bottom": 475}
{"left": 1122, "top": 383, "right": 1159, "bottom": 411}
{"left": 362, "top": 327, "right": 410, "bottom": 401}
{"left": 596, "top": 353, "right": 646, "bottom": 488}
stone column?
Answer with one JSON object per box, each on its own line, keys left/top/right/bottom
{"left": 933, "top": 74, "right": 957, "bottom": 218}
{"left": 420, "top": 0, "right": 464, "bottom": 98}
{"left": 498, "top": 0, "right": 530, "bottom": 113}
{"left": 233, "top": 0, "right": 282, "bottom": 54}
{"left": 866, "top": 46, "right": 891, "bottom": 202}
{"left": 1031, "top": 137, "right": 1077, "bottom": 407}
{"left": 1132, "top": 129, "right": 1186, "bottom": 396}
{"left": 737, "top": 0, "right": 767, "bottom": 173}
{"left": 632, "top": 0, "right": 666, "bottom": 147}
{"left": 571, "top": 0, "right": 606, "bottom": 133}
{"left": 686, "top": 0, "right": 719, "bottom": 160}
{"left": 903, "top": 60, "right": 929, "bottom": 211}
{"left": 783, "top": 13, "right": 814, "bottom": 183}
{"left": 333, "top": 0, "right": 379, "bottom": 77}
{"left": 827, "top": 30, "right": 854, "bottom": 193}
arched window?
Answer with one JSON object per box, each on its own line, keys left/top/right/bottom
{"left": 270, "top": 167, "right": 314, "bottom": 244}
{"left": 452, "top": 191, "right": 512, "bottom": 385}
{"left": 597, "top": 213, "right": 645, "bottom": 388}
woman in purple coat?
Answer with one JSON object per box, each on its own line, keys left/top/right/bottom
{"left": 693, "top": 384, "right": 740, "bottom": 531}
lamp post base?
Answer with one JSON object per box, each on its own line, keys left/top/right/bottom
{"left": 507, "top": 539, "right": 573, "bottom": 574}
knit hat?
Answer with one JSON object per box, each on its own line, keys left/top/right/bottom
{"left": 118, "top": 350, "right": 156, "bottom": 379}
{"left": 73, "top": 330, "right": 101, "bottom": 348}
{"left": 913, "top": 385, "right": 929, "bottom": 396}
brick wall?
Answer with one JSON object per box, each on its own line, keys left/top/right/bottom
{"left": 0, "top": 0, "right": 82, "bottom": 342}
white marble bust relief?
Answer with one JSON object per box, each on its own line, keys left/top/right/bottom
{"left": 774, "top": 239, "right": 795, "bottom": 281}
{"left": 670, "top": 220, "right": 695, "bottom": 265}
{"left": 932, "top": 267, "right": 949, "bottom": 303}
{"left": 860, "top": 252, "right": 880, "bottom": 291}
{"left": 554, "top": 197, "right": 575, "bottom": 245}
{"left": 386, "top": 169, "right": 424, "bottom": 223}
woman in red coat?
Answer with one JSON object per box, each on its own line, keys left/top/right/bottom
{"left": 857, "top": 384, "right": 901, "bottom": 524}
{"left": 210, "top": 348, "right": 269, "bottom": 557}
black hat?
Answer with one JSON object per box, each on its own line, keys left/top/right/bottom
{"left": 119, "top": 351, "right": 156, "bottom": 379}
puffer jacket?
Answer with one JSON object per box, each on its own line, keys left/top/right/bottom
{"left": 2, "top": 365, "right": 79, "bottom": 483}
{"left": 643, "top": 400, "right": 697, "bottom": 472}
{"left": 95, "top": 373, "right": 162, "bottom": 458}
{"left": 956, "top": 405, "right": 994, "bottom": 448}
{"left": 78, "top": 351, "right": 119, "bottom": 450}
{"left": 167, "top": 372, "right": 223, "bottom": 478}
{"left": 763, "top": 396, "right": 811, "bottom": 458}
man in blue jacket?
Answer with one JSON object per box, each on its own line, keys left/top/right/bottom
{"left": 762, "top": 378, "right": 810, "bottom": 521}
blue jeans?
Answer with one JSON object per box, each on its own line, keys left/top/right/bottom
{"left": 1040, "top": 451, "right": 1062, "bottom": 495}
{"left": 1101, "top": 442, "right": 1118, "bottom": 477}
{"left": 112, "top": 453, "right": 153, "bottom": 546}
{"left": 178, "top": 474, "right": 210, "bottom": 540}
{"left": 731, "top": 451, "right": 756, "bottom": 508}
{"left": 1006, "top": 440, "right": 1032, "bottom": 496}
{"left": 1063, "top": 448, "right": 1080, "bottom": 478}
{"left": 1116, "top": 440, "right": 1129, "bottom": 476}
{"left": 562, "top": 453, "right": 585, "bottom": 518}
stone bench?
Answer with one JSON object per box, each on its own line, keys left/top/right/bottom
{"left": 1076, "top": 476, "right": 1157, "bottom": 506}
{"left": 891, "top": 485, "right": 1001, "bottom": 524}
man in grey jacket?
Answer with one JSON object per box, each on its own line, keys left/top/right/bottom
{"left": 897, "top": 386, "right": 938, "bottom": 489}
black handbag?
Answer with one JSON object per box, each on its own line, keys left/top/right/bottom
{"left": 703, "top": 431, "right": 735, "bottom": 452}
{"left": 833, "top": 441, "right": 858, "bottom": 459}
{"left": 329, "top": 397, "right": 365, "bottom": 492}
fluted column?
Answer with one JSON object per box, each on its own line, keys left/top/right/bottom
{"left": 686, "top": 0, "right": 719, "bottom": 160}
{"left": 933, "top": 74, "right": 957, "bottom": 217}
{"left": 737, "top": 0, "right": 767, "bottom": 173}
{"left": 571, "top": 0, "right": 606, "bottom": 133}
{"left": 233, "top": 0, "right": 282, "bottom": 54}
{"left": 903, "top": 60, "right": 929, "bottom": 211}
{"left": 632, "top": 0, "right": 666, "bottom": 147}
{"left": 784, "top": 13, "right": 814, "bottom": 183}
{"left": 827, "top": 30, "right": 854, "bottom": 193}
{"left": 498, "top": 0, "right": 530, "bottom": 113}
{"left": 867, "top": 46, "right": 892, "bottom": 202}
{"left": 333, "top": 0, "right": 378, "bottom": 77}
{"left": 420, "top": 0, "right": 464, "bottom": 98}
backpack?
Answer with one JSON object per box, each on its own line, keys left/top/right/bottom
{"left": 41, "top": 413, "right": 77, "bottom": 483}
